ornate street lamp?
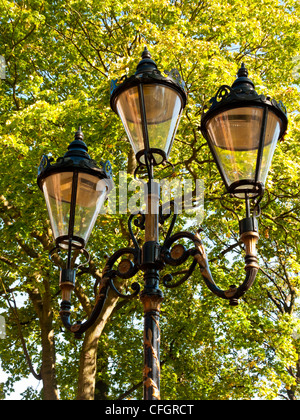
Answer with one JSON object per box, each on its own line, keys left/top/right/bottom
{"left": 37, "top": 51, "right": 287, "bottom": 401}
{"left": 198, "top": 63, "right": 287, "bottom": 307}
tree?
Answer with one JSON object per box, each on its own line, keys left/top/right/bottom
{"left": 0, "top": 0, "right": 300, "bottom": 400}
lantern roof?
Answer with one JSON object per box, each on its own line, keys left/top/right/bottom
{"left": 110, "top": 47, "right": 187, "bottom": 112}
{"left": 37, "top": 127, "right": 112, "bottom": 190}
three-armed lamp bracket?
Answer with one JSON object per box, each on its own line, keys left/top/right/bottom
{"left": 38, "top": 48, "right": 288, "bottom": 400}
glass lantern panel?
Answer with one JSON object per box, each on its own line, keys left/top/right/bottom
{"left": 74, "top": 173, "right": 108, "bottom": 244}
{"left": 115, "top": 86, "right": 144, "bottom": 156}
{"left": 42, "top": 172, "right": 108, "bottom": 248}
{"left": 142, "top": 84, "right": 183, "bottom": 163}
{"left": 259, "top": 111, "right": 282, "bottom": 185}
{"left": 42, "top": 171, "right": 73, "bottom": 242}
{"left": 206, "top": 106, "right": 264, "bottom": 187}
{"left": 116, "top": 84, "right": 183, "bottom": 163}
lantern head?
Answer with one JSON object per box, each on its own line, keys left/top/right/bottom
{"left": 110, "top": 47, "right": 187, "bottom": 167}
{"left": 37, "top": 127, "right": 113, "bottom": 251}
{"left": 201, "top": 64, "right": 288, "bottom": 199}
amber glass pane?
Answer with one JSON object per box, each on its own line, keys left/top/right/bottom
{"left": 116, "top": 86, "right": 144, "bottom": 156}
{"left": 143, "top": 84, "right": 182, "bottom": 160}
{"left": 74, "top": 173, "right": 108, "bottom": 243}
{"left": 116, "top": 84, "right": 183, "bottom": 162}
{"left": 42, "top": 172, "right": 108, "bottom": 247}
{"left": 206, "top": 107, "right": 283, "bottom": 196}
{"left": 206, "top": 107, "right": 264, "bottom": 187}
{"left": 259, "top": 111, "right": 282, "bottom": 185}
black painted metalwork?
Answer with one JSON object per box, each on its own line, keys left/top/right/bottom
{"left": 37, "top": 128, "right": 112, "bottom": 183}
{"left": 47, "top": 195, "right": 261, "bottom": 330}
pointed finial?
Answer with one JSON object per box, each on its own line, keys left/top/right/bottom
{"left": 141, "top": 47, "right": 151, "bottom": 60}
{"left": 237, "top": 63, "right": 248, "bottom": 78}
{"left": 232, "top": 62, "right": 254, "bottom": 90}
{"left": 135, "top": 47, "right": 157, "bottom": 75}
{"left": 75, "top": 126, "right": 84, "bottom": 141}
{"left": 65, "top": 126, "right": 88, "bottom": 156}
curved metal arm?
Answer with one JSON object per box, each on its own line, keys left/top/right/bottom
{"left": 60, "top": 284, "right": 109, "bottom": 339}
{"left": 161, "top": 224, "right": 259, "bottom": 306}
{"left": 49, "top": 246, "right": 110, "bottom": 339}
{"left": 58, "top": 209, "right": 260, "bottom": 337}
{"left": 192, "top": 229, "right": 259, "bottom": 305}
{"left": 59, "top": 245, "right": 142, "bottom": 338}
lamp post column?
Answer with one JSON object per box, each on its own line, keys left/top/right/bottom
{"left": 140, "top": 180, "right": 163, "bottom": 400}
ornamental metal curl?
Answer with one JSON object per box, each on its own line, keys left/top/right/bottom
{"left": 164, "top": 68, "right": 186, "bottom": 90}
{"left": 38, "top": 154, "right": 54, "bottom": 176}
{"left": 128, "top": 212, "right": 145, "bottom": 253}
{"left": 208, "top": 83, "right": 260, "bottom": 110}
{"left": 161, "top": 230, "right": 200, "bottom": 289}
{"left": 212, "top": 85, "right": 232, "bottom": 105}
{"left": 162, "top": 260, "right": 197, "bottom": 289}
{"left": 159, "top": 200, "right": 178, "bottom": 242}
{"left": 109, "top": 278, "right": 141, "bottom": 299}
{"left": 103, "top": 246, "right": 141, "bottom": 299}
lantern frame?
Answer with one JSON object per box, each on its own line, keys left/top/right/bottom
{"left": 110, "top": 47, "right": 187, "bottom": 169}
{"left": 200, "top": 64, "right": 288, "bottom": 199}
{"left": 37, "top": 127, "right": 113, "bottom": 253}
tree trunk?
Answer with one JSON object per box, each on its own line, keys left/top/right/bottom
{"left": 40, "top": 312, "right": 58, "bottom": 400}
{"left": 76, "top": 288, "right": 119, "bottom": 400}
{"left": 29, "top": 276, "right": 59, "bottom": 400}
{"left": 127, "top": 147, "right": 137, "bottom": 175}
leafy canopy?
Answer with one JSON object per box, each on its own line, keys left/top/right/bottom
{"left": 0, "top": 0, "right": 300, "bottom": 400}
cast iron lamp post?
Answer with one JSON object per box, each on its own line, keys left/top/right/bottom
{"left": 37, "top": 48, "right": 287, "bottom": 400}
